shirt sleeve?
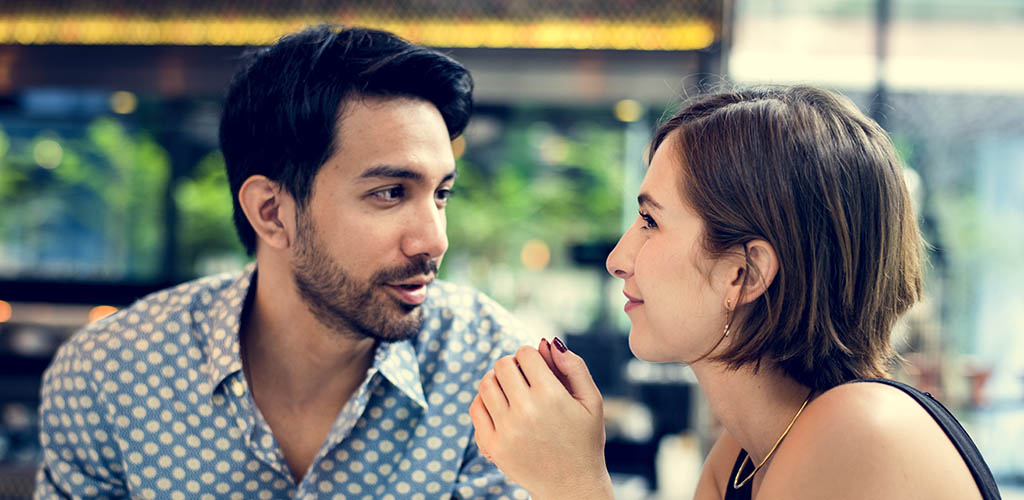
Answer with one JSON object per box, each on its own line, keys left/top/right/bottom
{"left": 451, "top": 438, "right": 529, "bottom": 500}
{"left": 35, "top": 341, "right": 129, "bottom": 499}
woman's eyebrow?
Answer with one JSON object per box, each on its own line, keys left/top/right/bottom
{"left": 637, "top": 193, "right": 663, "bottom": 210}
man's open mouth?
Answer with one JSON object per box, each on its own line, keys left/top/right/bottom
{"left": 384, "top": 279, "right": 433, "bottom": 306}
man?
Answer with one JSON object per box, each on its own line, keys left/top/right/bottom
{"left": 36, "top": 25, "right": 528, "bottom": 499}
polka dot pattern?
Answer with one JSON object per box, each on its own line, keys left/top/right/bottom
{"left": 37, "top": 265, "right": 528, "bottom": 499}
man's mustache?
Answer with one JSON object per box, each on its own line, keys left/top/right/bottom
{"left": 374, "top": 258, "right": 439, "bottom": 284}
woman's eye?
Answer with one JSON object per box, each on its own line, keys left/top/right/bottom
{"left": 639, "top": 211, "right": 657, "bottom": 230}
{"left": 371, "top": 186, "right": 404, "bottom": 202}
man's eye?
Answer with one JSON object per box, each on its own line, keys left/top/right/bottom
{"left": 371, "top": 186, "right": 404, "bottom": 202}
{"left": 436, "top": 188, "right": 454, "bottom": 205}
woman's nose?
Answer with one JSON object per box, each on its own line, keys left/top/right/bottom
{"left": 605, "top": 227, "right": 637, "bottom": 279}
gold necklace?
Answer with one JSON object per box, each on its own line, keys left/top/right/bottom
{"left": 733, "top": 392, "right": 812, "bottom": 489}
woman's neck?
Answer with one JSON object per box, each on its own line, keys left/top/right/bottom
{"left": 692, "top": 361, "right": 811, "bottom": 467}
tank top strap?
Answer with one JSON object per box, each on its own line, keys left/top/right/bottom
{"left": 848, "top": 378, "right": 1001, "bottom": 500}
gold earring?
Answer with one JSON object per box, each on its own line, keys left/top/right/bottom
{"left": 723, "top": 298, "right": 733, "bottom": 337}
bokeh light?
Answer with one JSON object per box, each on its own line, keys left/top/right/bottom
{"left": 110, "top": 90, "right": 138, "bottom": 114}
{"left": 520, "top": 240, "right": 551, "bottom": 270}
{"left": 33, "top": 139, "right": 63, "bottom": 169}
{"left": 614, "top": 99, "right": 644, "bottom": 123}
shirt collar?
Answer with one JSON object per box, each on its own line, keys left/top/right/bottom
{"left": 201, "top": 263, "right": 428, "bottom": 410}
{"left": 203, "top": 262, "right": 255, "bottom": 396}
{"left": 374, "top": 338, "right": 429, "bottom": 410}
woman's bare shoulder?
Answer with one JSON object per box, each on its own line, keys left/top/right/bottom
{"left": 694, "top": 429, "right": 743, "bottom": 500}
{"left": 758, "top": 381, "right": 982, "bottom": 500}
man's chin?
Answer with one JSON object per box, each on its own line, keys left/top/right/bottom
{"left": 369, "top": 297, "right": 424, "bottom": 341}
{"left": 374, "top": 317, "right": 423, "bottom": 342}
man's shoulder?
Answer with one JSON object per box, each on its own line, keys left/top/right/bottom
{"left": 50, "top": 268, "right": 248, "bottom": 374}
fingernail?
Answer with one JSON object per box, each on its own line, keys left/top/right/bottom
{"left": 541, "top": 337, "right": 547, "bottom": 345}
{"left": 552, "top": 337, "right": 568, "bottom": 353}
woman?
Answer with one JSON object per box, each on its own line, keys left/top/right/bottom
{"left": 469, "top": 86, "right": 1001, "bottom": 499}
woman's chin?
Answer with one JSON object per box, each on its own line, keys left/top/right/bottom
{"left": 627, "top": 330, "right": 671, "bottom": 363}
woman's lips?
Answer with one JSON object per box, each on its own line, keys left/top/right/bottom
{"left": 623, "top": 291, "right": 644, "bottom": 313}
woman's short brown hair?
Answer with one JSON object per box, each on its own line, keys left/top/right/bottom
{"left": 651, "top": 86, "right": 924, "bottom": 391}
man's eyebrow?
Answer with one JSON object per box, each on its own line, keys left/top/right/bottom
{"left": 358, "top": 166, "right": 458, "bottom": 184}
{"left": 637, "top": 193, "right": 663, "bottom": 210}
{"left": 359, "top": 165, "right": 423, "bottom": 180}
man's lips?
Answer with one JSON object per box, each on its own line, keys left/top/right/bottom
{"left": 623, "top": 291, "right": 644, "bottom": 313}
{"left": 384, "top": 277, "right": 434, "bottom": 305}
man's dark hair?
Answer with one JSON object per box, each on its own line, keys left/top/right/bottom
{"left": 219, "top": 24, "right": 474, "bottom": 254}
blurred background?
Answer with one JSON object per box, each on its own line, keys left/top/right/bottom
{"left": 0, "top": 0, "right": 1022, "bottom": 498}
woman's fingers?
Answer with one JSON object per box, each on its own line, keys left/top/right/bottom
{"left": 492, "top": 354, "right": 530, "bottom": 404}
{"left": 469, "top": 393, "right": 494, "bottom": 431}
{"left": 550, "top": 337, "right": 603, "bottom": 416}
{"left": 514, "top": 346, "right": 564, "bottom": 393}
{"left": 467, "top": 341, "right": 612, "bottom": 500}
{"left": 469, "top": 394, "right": 496, "bottom": 459}
{"left": 535, "top": 340, "right": 572, "bottom": 391}
{"left": 477, "top": 371, "right": 509, "bottom": 423}
{"left": 538, "top": 338, "right": 558, "bottom": 374}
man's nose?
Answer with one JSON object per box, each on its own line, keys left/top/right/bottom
{"left": 402, "top": 203, "right": 448, "bottom": 260}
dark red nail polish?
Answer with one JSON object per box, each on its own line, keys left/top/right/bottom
{"left": 552, "top": 337, "right": 567, "bottom": 353}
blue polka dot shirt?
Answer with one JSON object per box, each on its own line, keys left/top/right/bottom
{"left": 36, "top": 265, "right": 530, "bottom": 499}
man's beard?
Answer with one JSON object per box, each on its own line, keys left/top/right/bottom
{"left": 290, "top": 210, "right": 438, "bottom": 342}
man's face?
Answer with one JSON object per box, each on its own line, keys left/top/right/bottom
{"left": 291, "top": 96, "right": 456, "bottom": 342}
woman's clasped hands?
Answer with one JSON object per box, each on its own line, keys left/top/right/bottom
{"left": 469, "top": 338, "right": 614, "bottom": 500}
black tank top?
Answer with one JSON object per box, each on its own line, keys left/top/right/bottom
{"left": 724, "top": 378, "right": 1001, "bottom": 499}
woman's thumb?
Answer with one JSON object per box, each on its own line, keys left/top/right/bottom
{"left": 550, "top": 337, "right": 603, "bottom": 416}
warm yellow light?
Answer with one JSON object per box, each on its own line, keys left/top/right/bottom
{"left": 614, "top": 99, "right": 644, "bottom": 123}
{"left": 451, "top": 136, "right": 466, "bottom": 159}
{"left": 521, "top": 240, "right": 551, "bottom": 271}
{"left": 89, "top": 305, "right": 119, "bottom": 323}
{"left": 0, "top": 16, "right": 716, "bottom": 50}
{"left": 110, "top": 90, "right": 137, "bottom": 114}
{"left": 0, "top": 300, "right": 11, "bottom": 323}
{"left": 538, "top": 135, "right": 570, "bottom": 164}
{"left": 33, "top": 139, "right": 62, "bottom": 169}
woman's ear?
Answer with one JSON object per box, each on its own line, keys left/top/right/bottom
{"left": 733, "top": 238, "right": 778, "bottom": 305}
{"left": 726, "top": 239, "right": 779, "bottom": 307}
{"left": 238, "top": 175, "right": 294, "bottom": 251}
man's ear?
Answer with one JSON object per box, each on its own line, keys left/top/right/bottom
{"left": 725, "top": 239, "right": 779, "bottom": 307}
{"left": 238, "top": 175, "right": 294, "bottom": 251}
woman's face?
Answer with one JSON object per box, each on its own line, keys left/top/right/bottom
{"left": 605, "top": 134, "right": 730, "bottom": 363}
